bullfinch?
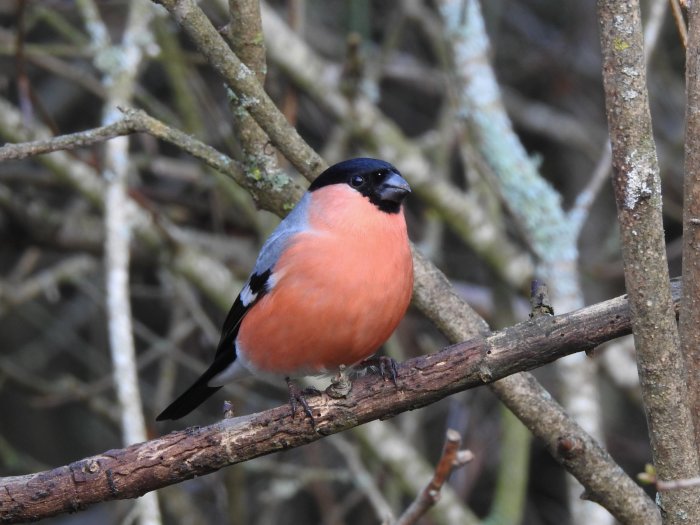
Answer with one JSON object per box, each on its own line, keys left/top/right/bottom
{"left": 156, "top": 158, "right": 413, "bottom": 421}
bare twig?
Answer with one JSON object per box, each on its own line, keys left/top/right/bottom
{"left": 568, "top": 144, "right": 612, "bottom": 235}
{"left": 0, "top": 104, "right": 304, "bottom": 214}
{"left": 0, "top": 117, "right": 133, "bottom": 160}
{"left": 639, "top": 464, "right": 700, "bottom": 491}
{"left": 395, "top": 429, "right": 472, "bottom": 525}
{"left": 356, "top": 420, "right": 479, "bottom": 525}
{"left": 568, "top": 0, "right": 668, "bottom": 238}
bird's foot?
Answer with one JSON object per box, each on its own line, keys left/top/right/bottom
{"left": 326, "top": 364, "right": 352, "bottom": 399}
{"left": 286, "top": 378, "right": 320, "bottom": 426}
{"left": 359, "top": 355, "right": 399, "bottom": 387}
{"left": 222, "top": 400, "right": 235, "bottom": 419}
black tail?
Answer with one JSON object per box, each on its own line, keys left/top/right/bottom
{"left": 156, "top": 378, "right": 222, "bottom": 421}
{"left": 158, "top": 307, "right": 243, "bottom": 421}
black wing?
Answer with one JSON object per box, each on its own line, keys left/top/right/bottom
{"left": 214, "top": 268, "right": 271, "bottom": 359}
{"left": 156, "top": 269, "right": 271, "bottom": 421}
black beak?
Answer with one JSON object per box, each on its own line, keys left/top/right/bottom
{"left": 376, "top": 171, "right": 411, "bottom": 203}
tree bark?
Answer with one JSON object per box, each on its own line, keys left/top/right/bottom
{"left": 682, "top": 0, "right": 700, "bottom": 453}
{"left": 597, "top": 1, "right": 700, "bottom": 522}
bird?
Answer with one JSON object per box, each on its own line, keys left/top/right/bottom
{"left": 156, "top": 158, "right": 413, "bottom": 421}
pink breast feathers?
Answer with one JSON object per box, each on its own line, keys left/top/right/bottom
{"left": 236, "top": 185, "right": 413, "bottom": 377}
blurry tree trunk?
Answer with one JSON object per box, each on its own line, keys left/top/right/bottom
{"left": 81, "top": 0, "right": 162, "bottom": 523}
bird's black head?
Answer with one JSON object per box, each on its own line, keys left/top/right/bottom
{"left": 309, "top": 158, "right": 411, "bottom": 214}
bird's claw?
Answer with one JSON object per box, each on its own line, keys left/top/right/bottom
{"left": 222, "top": 400, "right": 235, "bottom": 419}
{"left": 360, "top": 355, "right": 399, "bottom": 387}
{"left": 327, "top": 364, "right": 352, "bottom": 398}
{"left": 286, "top": 378, "right": 320, "bottom": 426}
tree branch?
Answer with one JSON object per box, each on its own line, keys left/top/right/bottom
{"left": 0, "top": 116, "right": 134, "bottom": 160}
{"left": 395, "top": 429, "right": 472, "bottom": 525}
{"left": 257, "top": 2, "right": 532, "bottom": 288}
{"left": 153, "top": 0, "right": 326, "bottom": 178}
{"left": 355, "top": 419, "right": 480, "bottom": 525}
{"left": 597, "top": 0, "right": 700, "bottom": 521}
{"left": 0, "top": 282, "right": 677, "bottom": 523}
{"left": 0, "top": 106, "right": 304, "bottom": 214}
{"left": 682, "top": 0, "right": 700, "bottom": 454}
{"left": 224, "top": 0, "right": 297, "bottom": 212}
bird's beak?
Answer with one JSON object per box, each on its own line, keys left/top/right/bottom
{"left": 377, "top": 171, "right": 411, "bottom": 203}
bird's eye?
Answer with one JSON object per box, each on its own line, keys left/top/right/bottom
{"left": 350, "top": 175, "right": 365, "bottom": 187}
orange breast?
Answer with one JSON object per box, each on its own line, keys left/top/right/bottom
{"left": 236, "top": 186, "right": 413, "bottom": 376}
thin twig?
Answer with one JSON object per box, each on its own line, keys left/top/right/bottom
{"left": 395, "top": 429, "right": 472, "bottom": 525}
{"left": 670, "top": 0, "right": 689, "bottom": 49}
{"left": 0, "top": 104, "right": 304, "bottom": 214}
{"left": 568, "top": 144, "right": 612, "bottom": 235}
{"left": 0, "top": 116, "right": 134, "bottom": 160}
{"left": 568, "top": 0, "right": 669, "bottom": 235}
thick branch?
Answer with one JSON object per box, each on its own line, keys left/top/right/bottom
{"left": 598, "top": 0, "right": 700, "bottom": 521}
{"left": 682, "top": 0, "right": 700, "bottom": 451}
{"left": 224, "top": 0, "right": 295, "bottom": 212}
{"left": 153, "top": 0, "right": 325, "bottom": 178}
{"left": 0, "top": 282, "right": 677, "bottom": 523}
